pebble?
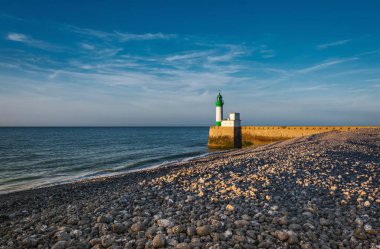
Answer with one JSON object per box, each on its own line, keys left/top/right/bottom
{"left": 287, "top": 232, "right": 299, "bottom": 245}
{"left": 364, "top": 200, "right": 371, "bottom": 207}
{"left": 56, "top": 231, "right": 70, "bottom": 241}
{"left": 278, "top": 216, "right": 289, "bottom": 225}
{"left": 175, "top": 242, "right": 190, "bottom": 249}
{"left": 152, "top": 234, "right": 166, "bottom": 247}
{"left": 353, "top": 228, "right": 367, "bottom": 240}
{"left": 196, "top": 225, "right": 212, "bottom": 236}
{"left": 112, "top": 223, "right": 125, "bottom": 234}
{"left": 319, "top": 218, "right": 331, "bottom": 226}
{"left": 301, "top": 243, "right": 313, "bottom": 249}
{"left": 276, "top": 230, "right": 289, "bottom": 241}
{"left": 97, "top": 214, "right": 113, "bottom": 224}
{"left": 157, "top": 219, "right": 173, "bottom": 228}
{"left": 51, "top": 241, "right": 66, "bottom": 249}
{"left": 289, "top": 223, "right": 302, "bottom": 231}
{"left": 131, "top": 222, "right": 144, "bottom": 232}
{"left": 101, "top": 234, "right": 114, "bottom": 247}
{"left": 226, "top": 204, "right": 235, "bottom": 212}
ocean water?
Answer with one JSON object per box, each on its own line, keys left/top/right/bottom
{"left": 0, "top": 127, "right": 210, "bottom": 194}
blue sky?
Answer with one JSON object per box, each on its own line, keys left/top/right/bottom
{"left": 1, "top": 0, "right": 380, "bottom": 126}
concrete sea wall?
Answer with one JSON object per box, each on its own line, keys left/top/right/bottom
{"left": 208, "top": 126, "right": 378, "bottom": 149}
{"left": 208, "top": 127, "right": 242, "bottom": 149}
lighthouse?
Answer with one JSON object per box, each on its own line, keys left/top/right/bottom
{"left": 215, "top": 92, "right": 224, "bottom": 126}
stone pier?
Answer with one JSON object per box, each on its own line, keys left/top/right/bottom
{"left": 208, "top": 126, "right": 378, "bottom": 149}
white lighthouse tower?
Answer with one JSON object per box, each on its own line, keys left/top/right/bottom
{"left": 215, "top": 92, "right": 223, "bottom": 126}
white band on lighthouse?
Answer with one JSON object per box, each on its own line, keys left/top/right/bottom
{"left": 216, "top": 106, "right": 222, "bottom": 123}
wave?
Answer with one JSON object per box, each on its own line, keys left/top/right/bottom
{"left": 91, "top": 150, "right": 206, "bottom": 174}
{"left": 0, "top": 149, "right": 218, "bottom": 195}
{"left": 186, "top": 142, "right": 207, "bottom": 148}
{"left": 0, "top": 175, "right": 43, "bottom": 185}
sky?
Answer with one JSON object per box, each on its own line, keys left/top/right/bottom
{"left": 0, "top": 0, "right": 380, "bottom": 126}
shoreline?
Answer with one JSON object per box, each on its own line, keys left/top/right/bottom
{"left": 0, "top": 149, "right": 223, "bottom": 196}
{"left": 0, "top": 148, "right": 237, "bottom": 213}
{"left": 1, "top": 128, "right": 379, "bottom": 248}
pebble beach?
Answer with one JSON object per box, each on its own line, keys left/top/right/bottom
{"left": 1, "top": 128, "right": 379, "bottom": 249}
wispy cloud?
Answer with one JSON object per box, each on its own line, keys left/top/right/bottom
{"left": 257, "top": 45, "right": 275, "bottom": 58}
{"left": 317, "top": 39, "right": 351, "bottom": 49}
{"left": 79, "top": 43, "right": 95, "bottom": 50}
{"left": 286, "top": 84, "right": 332, "bottom": 92}
{"left": 207, "top": 49, "right": 246, "bottom": 62}
{"left": 357, "top": 50, "right": 380, "bottom": 56}
{"left": 6, "top": 32, "right": 63, "bottom": 51}
{"left": 164, "top": 45, "right": 250, "bottom": 67}
{"left": 244, "top": 57, "right": 361, "bottom": 91}
{"left": 365, "top": 79, "right": 380, "bottom": 82}
{"left": 7, "top": 33, "right": 29, "bottom": 42}
{"left": 260, "top": 49, "right": 275, "bottom": 58}
{"left": 165, "top": 51, "right": 211, "bottom": 62}
{"left": 114, "top": 31, "right": 176, "bottom": 41}
{"left": 65, "top": 25, "right": 176, "bottom": 41}
{"left": 0, "top": 13, "right": 24, "bottom": 21}
{"left": 0, "top": 62, "right": 20, "bottom": 69}
{"left": 296, "top": 57, "right": 358, "bottom": 74}
{"left": 0, "top": 41, "right": 249, "bottom": 96}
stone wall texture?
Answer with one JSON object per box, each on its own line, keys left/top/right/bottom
{"left": 208, "top": 126, "right": 241, "bottom": 149}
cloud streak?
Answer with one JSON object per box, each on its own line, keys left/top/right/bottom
{"left": 296, "top": 57, "right": 358, "bottom": 74}
{"left": 0, "top": 13, "right": 24, "bottom": 21}
{"left": 115, "top": 31, "right": 176, "bottom": 41}
{"left": 6, "top": 32, "right": 63, "bottom": 51}
{"left": 317, "top": 39, "right": 351, "bottom": 49}
{"left": 64, "top": 25, "right": 176, "bottom": 41}
{"left": 165, "top": 51, "right": 212, "bottom": 62}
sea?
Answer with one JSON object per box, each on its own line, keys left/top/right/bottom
{"left": 0, "top": 127, "right": 210, "bottom": 194}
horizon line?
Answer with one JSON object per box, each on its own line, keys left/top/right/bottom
{"left": 0, "top": 125, "right": 378, "bottom": 128}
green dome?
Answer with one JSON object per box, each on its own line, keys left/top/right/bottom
{"left": 215, "top": 92, "right": 224, "bottom": 107}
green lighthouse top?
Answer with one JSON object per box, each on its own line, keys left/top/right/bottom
{"left": 215, "top": 92, "right": 224, "bottom": 107}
